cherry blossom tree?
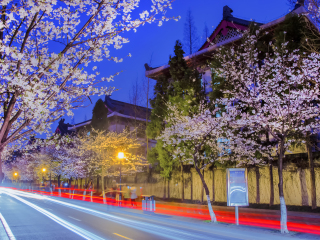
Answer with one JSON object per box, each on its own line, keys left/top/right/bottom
{"left": 39, "top": 136, "right": 91, "bottom": 186}
{"left": 215, "top": 31, "right": 320, "bottom": 233}
{"left": 3, "top": 153, "right": 36, "bottom": 182}
{"left": 0, "top": 0, "right": 177, "bottom": 182}
{"left": 158, "top": 103, "right": 231, "bottom": 222}
{"left": 3, "top": 136, "right": 90, "bottom": 186}
{"left": 80, "top": 129, "right": 146, "bottom": 200}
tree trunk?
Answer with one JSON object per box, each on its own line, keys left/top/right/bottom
{"left": 194, "top": 165, "right": 217, "bottom": 222}
{"left": 101, "top": 167, "right": 105, "bottom": 202}
{"left": 278, "top": 139, "right": 289, "bottom": 234}
{"left": 307, "top": 133, "right": 317, "bottom": 209}
{"left": 255, "top": 166, "right": 260, "bottom": 204}
{"left": 201, "top": 160, "right": 204, "bottom": 204}
{"left": 167, "top": 178, "right": 170, "bottom": 199}
{"left": 58, "top": 175, "right": 61, "bottom": 188}
{"left": 0, "top": 147, "right": 4, "bottom": 184}
{"left": 269, "top": 159, "right": 274, "bottom": 207}
{"left": 163, "top": 178, "right": 166, "bottom": 200}
{"left": 97, "top": 176, "right": 99, "bottom": 191}
{"left": 266, "top": 132, "right": 274, "bottom": 207}
{"left": 212, "top": 168, "right": 215, "bottom": 202}
{"left": 180, "top": 162, "right": 184, "bottom": 202}
{"left": 190, "top": 171, "right": 193, "bottom": 201}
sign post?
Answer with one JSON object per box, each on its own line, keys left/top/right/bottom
{"left": 226, "top": 168, "right": 249, "bottom": 225}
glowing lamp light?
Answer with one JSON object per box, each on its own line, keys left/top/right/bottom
{"left": 118, "top": 152, "right": 125, "bottom": 159}
{"left": 42, "top": 168, "right": 46, "bottom": 172}
{"left": 14, "top": 172, "right": 18, "bottom": 176}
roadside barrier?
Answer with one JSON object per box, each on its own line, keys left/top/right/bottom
{"left": 142, "top": 195, "right": 156, "bottom": 212}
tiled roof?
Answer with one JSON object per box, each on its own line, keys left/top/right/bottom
{"left": 67, "top": 96, "right": 151, "bottom": 130}
{"left": 104, "top": 95, "right": 151, "bottom": 120}
{"left": 224, "top": 16, "right": 262, "bottom": 27}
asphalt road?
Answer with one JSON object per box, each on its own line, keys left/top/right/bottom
{"left": 0, "top": 188, "right": 318, "bottom": 240}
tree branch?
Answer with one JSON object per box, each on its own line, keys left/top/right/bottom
{"left": 0, "top": 93, "right": 17, "bottom": 143}
{"left": 2, "top": 119, "right": 31, "bottom": 146}
{"left": 25, "top": 1, "right": 105, "bottom": 83}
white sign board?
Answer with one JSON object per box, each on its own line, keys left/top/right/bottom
{"left": 227, "top": 168, "right": 249, "bottom": 207}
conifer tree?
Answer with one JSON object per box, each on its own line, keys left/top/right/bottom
{"left": 147, "top": 40, "right": 204, "bottom": 201}
{"left": 168, "top": 40, "right": 204, "bottom": 112}
{"left": 146, "top": 75, "right": 170, "bottom": 140}
{"left": 91, "top": 99, "right": 109, "bottom": 132}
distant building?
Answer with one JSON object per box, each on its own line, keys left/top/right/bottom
{"left": 55, "top": 118, "right": 74, "bottom": 136}
{"left": 145, "top": 3, "right": 317, "bottom": 154}
{"left": 145, "top": 3, "right": 309, "bottom": 95}
{"left": 67, "top": 96, "right": 155, "bottom": 157}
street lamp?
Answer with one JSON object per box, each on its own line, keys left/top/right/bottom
{"left": 117, "top": 152, "right": 125, "bottom": 201}
{"left": 118, "top": 152, "right": 124, "bottom": 159}
{"left": 42, "top": 168, "right": 46, "bottom": 185}
{"left": 13, "top": 172, "right": 18, "bottom": 184}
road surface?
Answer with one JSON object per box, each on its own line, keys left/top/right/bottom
{"left": 0, "top": 188, "right": 317, "bottom": 240}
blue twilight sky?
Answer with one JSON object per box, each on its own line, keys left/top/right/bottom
{"left": 58, "top": 0, "right": 293, "bottom": 128}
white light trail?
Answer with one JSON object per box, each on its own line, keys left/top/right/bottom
{"left": 0, "top": 212, "right": 16, "bottom": 240}
{"left": 1, "top": 188, "right": 188, "bottom": 240}
{"left": 1, "top": 190, "right": 106, "bottom": 240}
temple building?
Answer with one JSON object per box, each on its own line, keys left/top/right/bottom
{"left": 145, "top": 3, "right": 309, "bottom": 95}
{"left": 144, "top": 2, "right": 317, "bottom": 154}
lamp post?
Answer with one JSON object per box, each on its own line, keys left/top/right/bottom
{"left": 49, "top": 163, "right": 52, "bottom": 189}
{"left": 117, "top": 152, "right": 125, "bottom": 201}
{"left": 42, "top": 168, "right": 46, "bottom": 185}
{"left": 13, "top": 172, "right": 18, "bottom": 184}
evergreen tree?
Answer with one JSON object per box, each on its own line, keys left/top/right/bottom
{"left": 146, "top": 73, "right": 173, "bottom": 178}
{"left": 147, "top": 40, "right": 205, "bottom": 190}
{"left": 91, "top": 99, "right": 109, "bottom": 132}
{"left": 146, "top": 75, "right": 170, "bottom": 140}
{"left": 168, "top": 40, "right": 204, "bottom": 113}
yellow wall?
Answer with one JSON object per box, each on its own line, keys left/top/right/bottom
{"left": 102, "top": 163, "right": 320, "bottom": 207}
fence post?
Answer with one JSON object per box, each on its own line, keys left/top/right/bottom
{"left": 103, "top": 192, "right": 106, "bottom": 204}
{"left": 90, "top": 191, "right": 93, "bottom": 202}
{"left": 59, "top": 188, "right": 61, "bottom": 197}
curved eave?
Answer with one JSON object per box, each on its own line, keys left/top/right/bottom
{"left": 68, "top": 111, "right": 150, "bottom": 131}
{"left": 145, "top": 34, "right": 243, "bottom": 79}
